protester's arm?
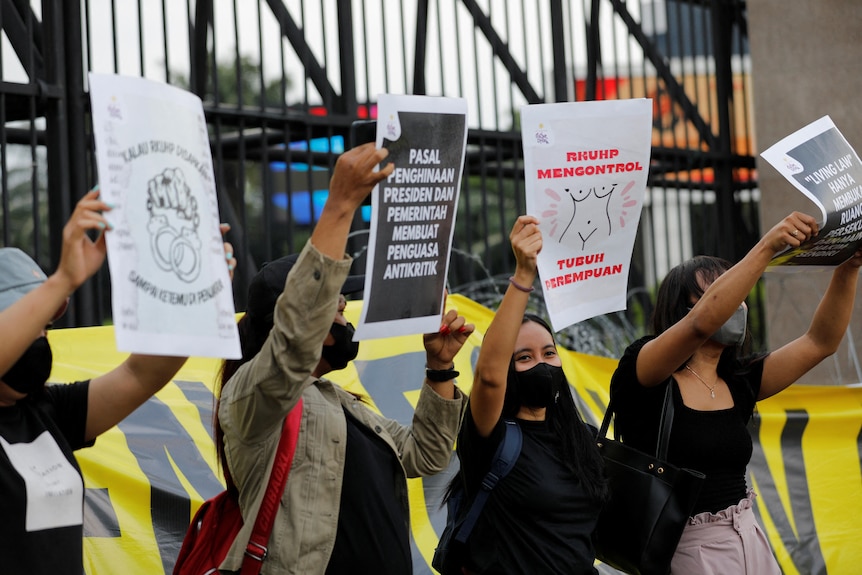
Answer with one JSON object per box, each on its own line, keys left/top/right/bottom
{"left": 85, "top": 227, "right": 237, "bottom": 441}
{"left": 471, "top": 215, "right": 542, "bottom": 437}
{"left": 636, "top": 211, "right": 818, "bottom": 387}
{"left": 0, "top": 189, "right": 109, "bottom": 377}
{"left": 422, "top": 304, "right": 475, "bottom": 400}
{"left": 219, "top": 144, "right": 394, "bottom": 442}
{"left": 310, "top": 143, "right": 393, "bottom": 259}
{"left": 759, "top": 248, "right": 862, "bottom": 399}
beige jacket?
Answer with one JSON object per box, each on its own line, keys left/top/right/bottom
{"left": 218, "top": 241, "right": 466, "bottom": 574}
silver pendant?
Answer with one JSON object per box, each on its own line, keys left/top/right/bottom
{"left": 710, "top": 390, "right": 716, "bottom": 399}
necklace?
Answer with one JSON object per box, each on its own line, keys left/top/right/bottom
{"left": 684, "top": 364, "right": 717, "bottom": 399}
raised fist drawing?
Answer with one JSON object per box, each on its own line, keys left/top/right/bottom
{"left": 146, "top": 167, "right": 202, "bottom": 283}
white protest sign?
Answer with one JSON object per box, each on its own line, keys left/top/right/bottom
{"left": 355, "top": 94, "right": 468, "bottom": 340}
{"left": 760, "top": 115, "right": 862, "bottom": 269}
{"left": 521, "top": 99, "right": 652, "bottom": 332}
{"left": 88, "top": 73, "right": 240, "bottom": 359}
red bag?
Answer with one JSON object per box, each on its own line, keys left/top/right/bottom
{"left": 173, "top": 490, "right": 244, "bottom": 574}
{"left": 173, "top": 400, "right": 303, "bottom": 575}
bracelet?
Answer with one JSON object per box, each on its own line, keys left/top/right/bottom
{"left": 425, "top": 365, "right": 460, "bottom": 382}
{"left": 508, "top": 276, "right": 535, "bottom": 293}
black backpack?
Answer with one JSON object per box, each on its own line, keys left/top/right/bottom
{"left": 432, "top": 420, "right": 523, "bottom": 575}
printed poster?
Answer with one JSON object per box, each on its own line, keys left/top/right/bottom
{"left": 760, "top": 115, "right": 862, "bottom": 269}
{"left": 88, "top": 73, "right": 240, "bottom": 359}
{"left": 354, "top": 94, "right": 468, "bottom": 340}
{"left": 521, "top": 99, "right": 652, "bottom": 332}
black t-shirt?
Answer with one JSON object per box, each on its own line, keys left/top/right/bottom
{"left": 325, "top": 407, "right": 411, "bottom": 575}
{"left": 610, "top": 336, "right": 763, "bottom": 514}
{"left": 0, "top": 381, "right": 92, "bottom": 575}
{"left": 457, "top": 408, "right": 600, "bottom": 575}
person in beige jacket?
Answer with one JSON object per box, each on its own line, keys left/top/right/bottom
{"left": 216, "top": 143, "right": 472, "bottom": 574}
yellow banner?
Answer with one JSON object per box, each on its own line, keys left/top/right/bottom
{"left": 45, "top": 294, "right": 862, "bottom": 575}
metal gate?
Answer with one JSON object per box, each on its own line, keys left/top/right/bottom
{"left": 0, "top": 0, "right": 758, "bottom": 355}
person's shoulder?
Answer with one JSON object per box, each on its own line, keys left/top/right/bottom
{"left": 41, "top": 380, "right": 90, "bottom": 402}
{"left": 626, "top": 334, "right": 655, "bottom": 354}
{"left": 614, "top": 335, "right": 654, "bottom": 373}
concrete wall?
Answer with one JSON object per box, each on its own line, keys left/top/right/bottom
{"left": 748, "top": 1, "right": 862, "bottom": 384}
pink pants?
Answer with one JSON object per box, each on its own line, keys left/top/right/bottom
{"left": 670, "top": 492, "right": 782, "bottom": 575}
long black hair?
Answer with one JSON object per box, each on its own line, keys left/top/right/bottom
{"left": 214, "top": 313, "right": 268, "bottom": 492}
{"left": 515, "top": 314, "right": 608, "bottom": 504}
{"left": 651, "top": 255, "right": 754, "bottom": 376}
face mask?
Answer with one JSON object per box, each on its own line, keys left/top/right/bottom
{"left": 2, "top": 336, "right": 53, "bottom": 395}
{"left": 322, "top": 322, "right": 359, "bottom": 370}
{"left": 512, "top": 362, "right": 563, "bottom": 408}
{"left": 710, "top": 304, "right": 748, "bottom": 346}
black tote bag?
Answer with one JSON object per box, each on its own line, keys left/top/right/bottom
{"left": 593, "top": 381, "right": 706, "bottom": 575}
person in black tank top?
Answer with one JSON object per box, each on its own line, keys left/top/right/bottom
{"left": 448, "top": 215, "right": 608, "bottom": 575}
{"left": 610, "top": 211, "right": 862, "bottom": 574}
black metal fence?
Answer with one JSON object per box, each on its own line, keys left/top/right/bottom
{"left": 0, "top": 0, "right": 760, "bottom": 356}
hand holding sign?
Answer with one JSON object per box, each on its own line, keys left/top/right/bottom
{"left": 760, "top": 211, "right": 818, "bottom": 253}
{"left": 329, "top": 142, "right": 394, "bottom": 214}
{"left": 59, "top": 188, "right": 112, "bottom": 289}
{"left": 422, "top": 304, "right": 475, "bottom": 371}
{"left": 510, "top": 215, "right": 543, "bottom": 288}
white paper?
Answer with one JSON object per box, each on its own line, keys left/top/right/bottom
{"left": 521, "top": 99, "right": 652, "bottom": 332}
{"left": 0, "top": 433, "right": 83, "bottom": 531}
{"left": 760, "top": 115, "right": 862, "bottom": 270}
{"left": 354, "top": 94, "right": 468, "bottom": 341}
{"left": 88, "top": 73, "right": 240, "bottom": 358}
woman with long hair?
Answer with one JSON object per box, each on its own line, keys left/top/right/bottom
{"left": 450, "top": 215, "right": 608, "bottom": 574}
{"left": 610, "top": 211, "right": 862, "bottom": 574}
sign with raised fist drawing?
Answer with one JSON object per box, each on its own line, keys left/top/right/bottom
{"left": 89, "top": 73, "right": 240, "bottom": 359}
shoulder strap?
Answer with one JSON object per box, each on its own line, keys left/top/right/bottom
{"left": 240, "top": 398, "right": 304, "bottom": 575}
{"left": 454, "top": 419, "right": 523, "bottom": 544}
{"left": 655, "top": 380, "right": 675, "bottom": 460}
{"left": 598, "top": 378, "right": 675, "bottom": 460}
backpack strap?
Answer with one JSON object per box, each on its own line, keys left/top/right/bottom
{"left": 239, "top": 398, "right": 304, "bottom": 575}
{"left": 454, "top": 419, "right": 522, "bottom": 544}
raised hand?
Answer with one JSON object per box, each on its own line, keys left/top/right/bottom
{"left": 424, "top": 307, "right": 475, "bottom": 370}
{"left": 509, "top": 215, "right": 543, "bottom": 287}
{"left": 762, "top": 211, "right": 818, "bottom": 253}
{"left": 57, "top": 188, "right": 112, "bottom": 293}
{"left": 312, "top": 143, "right": 395, "bottom": 261}
{"left": 327, "top": 142, "right": 394, "bottom": 213}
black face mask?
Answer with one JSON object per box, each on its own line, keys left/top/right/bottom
{"left": 512, "top": 362, "right": 563, "bottom": 408}
{"left": 322, "top": 322, "right": 359, "bottom": 370}
{"left": 3, "top": 336, "right": 53, "bottom": 395}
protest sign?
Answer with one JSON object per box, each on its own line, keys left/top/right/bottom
{"left": 88, "top": 73, "right": 240, "bottom": 359}
{"left": 354, "top": 94, "right": 468, "bottom": 340}
{"left": 521, "top": 99, "right": 652, "bottom": 331}
{"left": 760, "top": 115, "right": 862, "bottom": 269}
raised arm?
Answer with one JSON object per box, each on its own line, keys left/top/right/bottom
{"left": 759, "top": 248, "right": 862, "bottom": 398}
{"left": 636, "top": 211, "right": 819, "bottom": 387}
{"left": 0, "top": 189, "right": 109, "bottom": 378}
{"left": 471, "top": 215, "right": 542, "bottom": 436}
{"left": 311, "top": 142, "right": 393, "bottom": 259}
